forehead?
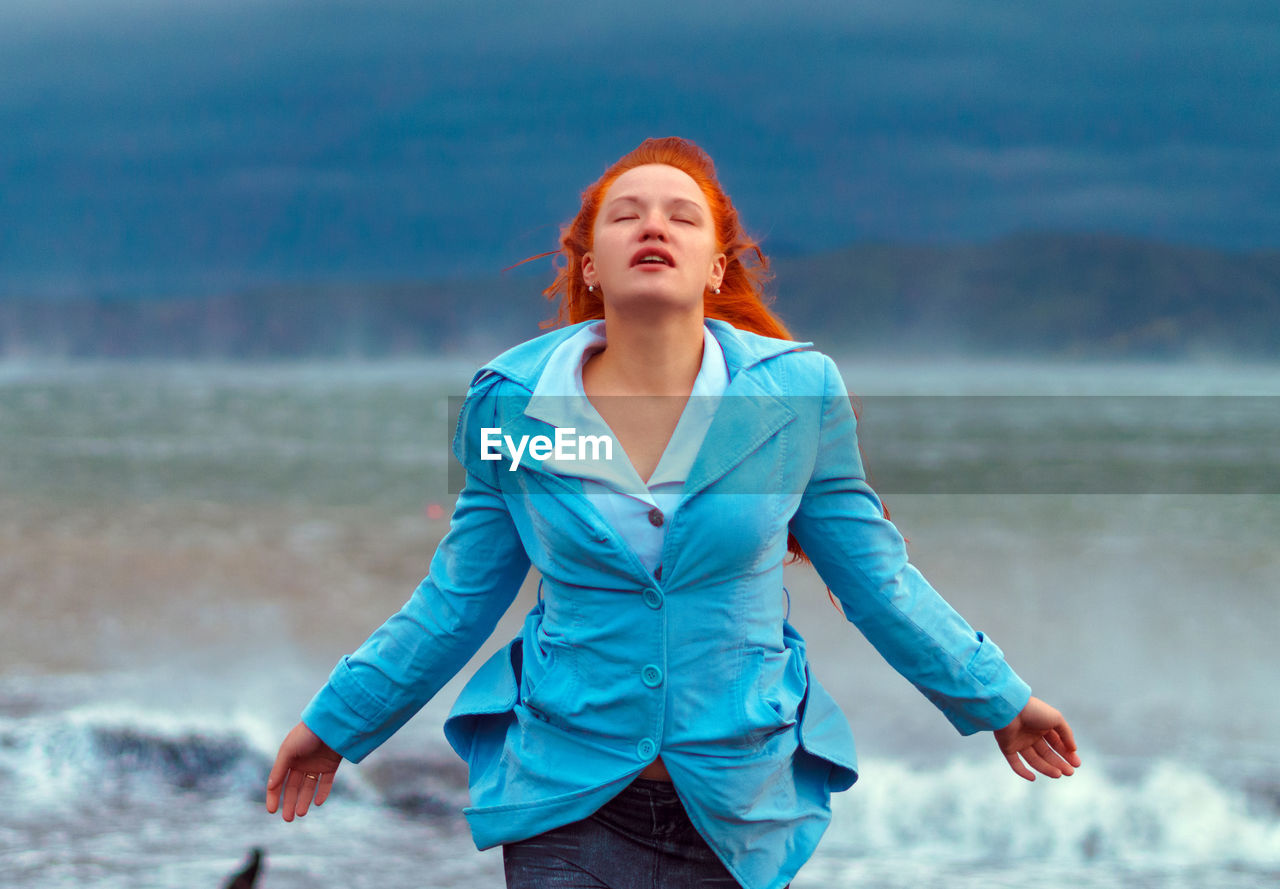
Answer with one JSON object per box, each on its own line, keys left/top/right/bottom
{"left": 601, "top": 164, "right": 709, "bottom": 210}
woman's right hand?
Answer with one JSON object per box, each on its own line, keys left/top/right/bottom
{"left": 265, "top": 721, "right": 343, "bottom": 821}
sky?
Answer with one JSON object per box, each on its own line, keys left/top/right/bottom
{"left": 1, "top": 0, "right": 1277, "bottom": 296}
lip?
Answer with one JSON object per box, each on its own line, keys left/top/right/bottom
{"left": 629, "top": 246, "right": 676, "bottom": 268}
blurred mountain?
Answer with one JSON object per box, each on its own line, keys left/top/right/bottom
{"left": 1, "top": 232, "right": 1276, "bottom": 360}
{"left": 768, "top": 232, "right": 1280, "bottom": 358}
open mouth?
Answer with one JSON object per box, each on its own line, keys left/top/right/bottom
{"left": 630, "top": 247, "right": 676, "bottom": 267}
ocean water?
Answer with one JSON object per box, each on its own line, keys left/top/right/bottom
{"left": 1, "top": 357, "right": 1277, "bottom": 888}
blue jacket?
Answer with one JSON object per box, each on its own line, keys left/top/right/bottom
{"left": 301, "top": 318, "right": 1032, "bottom": 889}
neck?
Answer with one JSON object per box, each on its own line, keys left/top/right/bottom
{"left": 583, "top": 308, "right": 705, "bottom": 397}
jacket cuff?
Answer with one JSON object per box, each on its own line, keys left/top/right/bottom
{"left": 299, "top": 656, "right": 393, "bottom": 763}
{"left": 941, "top": 635, "right": 1033, "bottom": 735}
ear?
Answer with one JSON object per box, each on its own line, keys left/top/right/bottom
{"left": 708, "top": 252, "right": 727, "bottom": 291}
{"left": 581, "top": 253, "right": 597, "bottom": 288}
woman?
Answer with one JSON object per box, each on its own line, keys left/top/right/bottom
{"left": 266, "top": 137, "right": 1080, "bottom": 889}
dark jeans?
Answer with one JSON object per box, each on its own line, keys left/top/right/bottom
{"left": 503, "top": 778, "right": 786, "bottom": 889}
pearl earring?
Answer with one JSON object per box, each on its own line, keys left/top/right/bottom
{"left": 713, "top": 287, "right": 721, "bottom": 294}
{"left": 588, "top": 284, "right": 595, "bottom": 292}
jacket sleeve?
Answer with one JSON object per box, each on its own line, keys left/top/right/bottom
{"left": 300, "top": 381, "right": 531, "bottom": 762}
{"left": 787, "top": 353, "right": 1031, "bottom": 735}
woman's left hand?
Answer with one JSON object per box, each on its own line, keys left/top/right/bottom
{"left": 994, "top": 696, "right": 1081, "bottom": 781}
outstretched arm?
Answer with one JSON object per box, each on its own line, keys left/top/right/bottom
{"left": 994, "top": 695, "right": 1081, "bottom": 780}
{"left": 789, "top": 354, "right": 1036, "bottom": 736}
{"left": 265, "top": 383, "right": 531, "bottom": 822}
{"left": 297, "top": 460, "right": 531, "bottom": 764}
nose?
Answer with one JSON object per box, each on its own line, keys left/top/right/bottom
{"left": 639, "top": 209, "right": 668, "bottom": 241}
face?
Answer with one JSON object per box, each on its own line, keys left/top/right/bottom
{"left": 582, "top": 164, "right": 727, "bottom": 313}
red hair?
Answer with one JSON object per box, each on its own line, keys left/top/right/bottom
{"left": 535, "top": 137, "right": 886, "bottom": 601}
{"left": 541, "top": 136, "right": 789, "bottom": 337}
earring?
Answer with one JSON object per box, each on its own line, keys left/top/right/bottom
{"left": 713, "top": 286, "right": 721, "bottom": 294}
{"left": 587, "top": 284, "right": 595, "bottom": 292}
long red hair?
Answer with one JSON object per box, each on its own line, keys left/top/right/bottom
{"left": 535, "top": 137, "right": 885, "bottom": 590}
{"left": 541, "top": 136, "right": 790, "bottom": 340}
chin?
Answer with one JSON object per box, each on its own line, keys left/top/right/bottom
{"left": 606, "top": 288, "right": 702, "bottom": 315}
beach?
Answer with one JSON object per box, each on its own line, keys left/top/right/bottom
{"left": 2, "top": 358, "right": 1277, "bottom": 888}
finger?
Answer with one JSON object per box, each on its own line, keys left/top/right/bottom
{"left": 280, "top": 771, "right": 301, "bottom": 822}
{"left": 1021, "top": 747, "right": 1063, "bottom": 778}
{"left": 265, "top": 752, "right": 289, "bottom": 813}
{"left": 1045, "top": 726, "right": 1082, "bottom": 768}
{"left": 1034, "top": 737, "right": 1073, "bottom": 773}
{"left": 1005, "top": 751, "right": 1036, "bottom": 781}
{"left": 1034, "top": 738, "right": 1075, "bottom": 776}
{"left": 295, "top": 772, "right": 319, "bottom": 818}
{"left": 1054, "top": 718, "right": 1079, "bottom": 757}
{"left": 1044, "top": 726, "right": 1085, "bottom": 767}
{"left": 315, "top": 770, "right": 336, "bottom": 806}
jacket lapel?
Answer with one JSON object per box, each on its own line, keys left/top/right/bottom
{"left": 681, "top": 371, "right": 799, "bottom": 500}
{"left": 680, "top": 319, "right": 813, "bottom": 498}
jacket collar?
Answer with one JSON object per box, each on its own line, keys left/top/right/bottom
{"left": 466, "top": 317, "right": 815, "bottom": 501}
{"left": 468, "top": 317, "right": 813, "bottom": 393}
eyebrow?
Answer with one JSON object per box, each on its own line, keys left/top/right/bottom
{"left": 604, "top": 196, "right": 706, "bottom": 216}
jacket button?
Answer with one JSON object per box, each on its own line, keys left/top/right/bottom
{"left": 648, "top": 508, "right": 664, "bottom": 527}
{"left": 637, "top": 738, "right": 657, "bottom": 759}
{"left": 641, "top": 664, "right": 663, "bottom": 688}
{"left": 642, "top": 587, "right": 664, "bottom": 610}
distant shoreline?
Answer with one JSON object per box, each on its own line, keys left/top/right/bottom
{"left": 2, "top": 233, "right": 1277, "bottom": 361}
